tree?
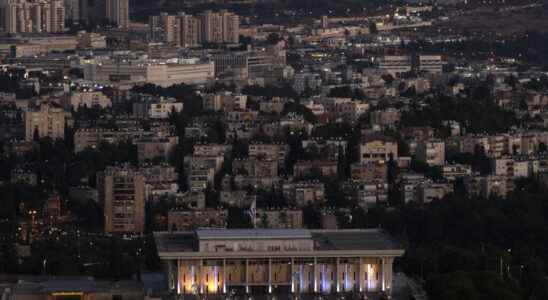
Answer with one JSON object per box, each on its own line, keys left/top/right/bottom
{"left": 260, "top": 212, "right": 269, "bottom": 228}
{"left": 266, "top": 33, "right": 282, "bottom": 45}
{"left": 33, "top": 127, "right": 40, "bottom": 142}
{"left": 226, "top": 207, "right": 253, "bottom": 228}
{"left": 369, "top": 22, "right": 378, "bottom": 34}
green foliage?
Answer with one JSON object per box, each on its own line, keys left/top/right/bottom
{"left": 241, "top": 84, "right": 299, "bottom": 99}
{"left": 226, "top": 207, "right": 253, "bottom": 228}
{"left": 426, "top": 271, "right": 521, "bottom": 300}
{"left": 327, "top": 86, "right": 366, "bottom": 100}
{"left": 380, "top": 178, "right": 548, "bottom": 299}
{"left": 132, "top": 83, "right": 203, "bottom": 117}
{"left": 282, "top": 101, "right": 317, "bottom": 124}
{"left": 401, "top": 91, "right": 517, "bottom": 134}
{"left": 266, "top": 33, "right": 282, "bottom": 45}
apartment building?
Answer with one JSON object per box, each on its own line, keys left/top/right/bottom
{"left": 415, "top": 139, "right": 445, "bottom": 166}
{"left": 282, "top": 181, "right": 325, "bottom": 207}
{"left": 168, "top": 209, "right": 227, "bottom": 231}
{"left": 0, "top": 0, "right": 65, "bottom": 33}
{"left": 105, "top": 0, "right": 128, "bottom": 29}
{"left": 97, "top": 165, "right": 146, "bottom": 234}
{"left": 442, "top": 164, "right": 472, "bottom": 181}
{"left": 24, "top": 102, "right": 66, "bottom": 141}
{"left": 378, "top": 55, "right": 412, "bottom": 76}
{"left": 255, "top": 209, "right": 304, "bottom": 229}
{"left": 68, "top": 90, "right": 112, "bottom": 111}
{"left": 350, "top": 161, "right": 388, "bottom": 182}
{"left": 151, "top": 10, "right": 238, "bottom": 46}
{"left": 463, "top": 175, "right": 509, "bottom": 198}
{"left": 359, "top": 136, "right": 398, "bottom": 164}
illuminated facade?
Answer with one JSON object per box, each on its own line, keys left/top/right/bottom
{"left": 155, "top": 229, "right": 404, "bottom": 297}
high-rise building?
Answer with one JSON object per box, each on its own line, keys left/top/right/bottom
{"left": 150, "top": 10, "right": 238, "bottom": 46}
{"left": 321, "top": 15, "right": 329, "bottom": 29}
{"left": 199, "top": 10, "right": 222, "bottom": 43}
{"left": 178, "top": 12, "right": 200, "bottom": 47}
{"left": 24, "top": 102, "right": 66, "bottom": 141}
{"left": 105, "top": 0, "right": 128, "bottom": 29}
{"left": 0, "top": 0, "right": 65, "bottom": 33}
{"left": 49, "top": 0, "right": 64, "bottom": 32}
{"left": 199, "top": 9, "right": 238, "bottom": 44}
{"left": 220, "top": 9, "right": 239, "bottom": 44}
{"left": 97, "top": 165, "right": 145, "bottom": 234}
{"left": 163, "top": 14, "right": 180, "bottom": 45}
{"left": 64, "top": 0, "right": 79, "bottom": 24}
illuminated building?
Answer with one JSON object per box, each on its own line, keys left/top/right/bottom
{"left": 155, "top": 228, "right": 404, "bottom": 297}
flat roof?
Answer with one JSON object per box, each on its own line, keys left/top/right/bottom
{"left": 155, "top": 229, "right": 403, "bottom": 255}
{"left": 311, "top": 230, "right": 401, "bottom": 251}
{"left": 8, "top": 277, "right": 143, "bottom": 294}
{"left": 197, "top": 228, "right": 312, "bottom": 240}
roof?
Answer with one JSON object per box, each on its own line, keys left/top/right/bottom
{"left": 155, "top": 229, "right": 403, "bottom": 254}
{"left": 311, "top": 229, "right": 401, "bottom": 251}
{"left": 9, "top": 277, "right": 143, "bottom": 294}
{"left": 197, "top": 228, "right": 311, "bottom": 240}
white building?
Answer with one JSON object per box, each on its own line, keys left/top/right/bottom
{"left": 378, "top": 55, "right": 412, "bottom": 76}
{"left": 82, "top": 56, "right": 215, "bottom": 87}
{"left": 69, "top": 90, "right": 111, "bottom": 111}
{"left": 155, "top": 229, "right": 404, "bottom": 297}
{"left": 415, "top": 140, "right": 445, "bottom": 166}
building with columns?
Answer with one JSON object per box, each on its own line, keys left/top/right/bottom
{"left": 155, "top": 228, "right": 404, "bottom": 298}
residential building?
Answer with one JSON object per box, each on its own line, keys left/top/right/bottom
{"left": 350, "top": 161, "right": 388, "bottom": 182}
{"left": 133, "top": 97, "right": 183, "bottom": 119}
{"left": 255, "top": 209, "right": 303, "bottom": 229}
{"left": 97, "top": 165, "right": 146, "bottom": 234}
{"left": 24, "top": 102, "right": 66, "bottom": 141}
{"left": 198, "top": 10, "right": 239, "bottom": 44}
{"left": 168, "top": 209, "right": 227, "bottom": 231}
{"left": 248, "top": 142, "right": 288, "bottom": 162}
{"left": 463, "top": 175, "right": 509, "bottom": 198}
{"left": 417, "top": 181, "right": 454, "bottom": 203}
{"left": 68, "top": 90, "right": 111, "bottom": 111}
{"left": 0, "top": 0, "right": 65, "bottom": 33}
{"left": 343, "top": 180, "right": 389, "bottom": 208}
{"left": 10, "top": 168, "right": 38, "bottom": 186}
{"left": 140, "top": 164, "right": 179, "bottom": 201}
{"left": 134, "top": 135, "right": 179, "bottom": 162}
{"left": 105, "top": 0, "right": 129, "bottom": 29}
{"left": 293, "top": 160, "right": 338, "bottom": 178}
{"left": 282, "top": 181, "right": 325, "bottom": 206}
{"left": 415, "top": 140, "right": 445, "bottom": 166}
{"left": 378, "top": 55, "right": 412, "bottom": 76}
{"left": 359, "top": 136, "right": 398, "bottom": 164}
{"left": 417, "top": 55, "right": 444, "bottom": 74}
{"left": 442, "top": 164, "right": 472, "bottom": 181}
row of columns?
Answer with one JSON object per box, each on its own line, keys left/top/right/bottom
{"left": 171, "top": 257, "right": 393, "bottom": 295}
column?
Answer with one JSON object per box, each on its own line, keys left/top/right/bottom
{"left": 223, "top": 259, "right": 227, "bottom": 294}
{"left": 358, "top": 258, "right": 363, "bottom": 292}
{"left": 290, "top": 257, "right": 295, "bottom": 293}
{"left": 384, "top": 257, "right": 393, "bottom": 293}
{"left": 336, "top": 257, "right": 340, "bottom": 293}
{"left": 177, "top": 259, "right": 181, "bottom": 294}
{"left": 245, "top": 259, "right": 249, "bottom": 294}
{"left": 167, "top": 260, "right": 174, "bottom": 291}
{"left": 268, "top": 258, "right": 272, "bottom": 293}
{"left": 313, "top": 257, "right": 318, "bottom": 293}
{"left": 199, "top": 259, "right": 204, "bottom": 294}
{"left": 381, "top": 257, "right": 385, "bottom": 292}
